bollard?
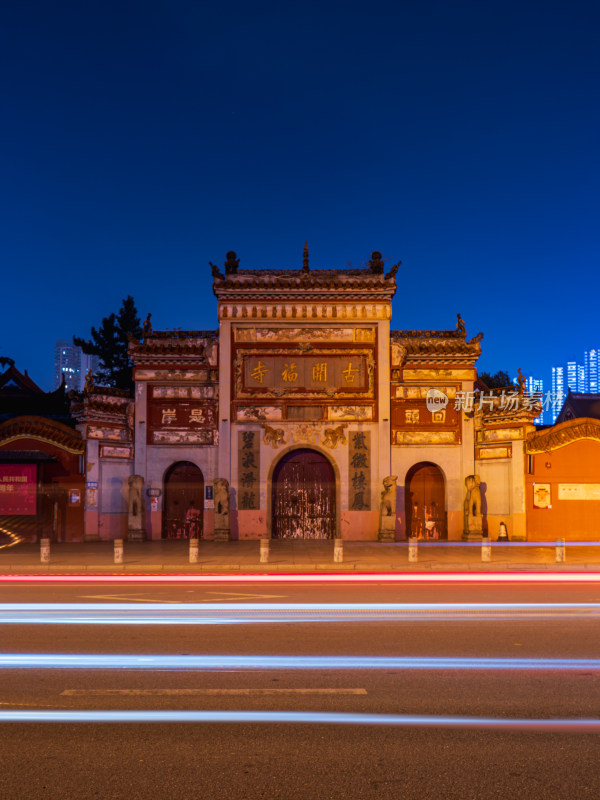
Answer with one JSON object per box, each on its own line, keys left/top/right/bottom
{"left": 408, "top": 537, "right": 418, "bottom": 563}
{"left": 40, "top": 537, "right": 50, "bottom": 564}
{"left": 189, "top": 538, "right": 199, "bottom": 564}
{"left": 260, "top": 538, "right": 269, "bottom": 564}
{"left": 556, "top": 538, "right": 566, "bottom": 563}
{"left": 481, "top": 536, "right": 491, "bottom": 562}
{"left": 334, "top": 538, "right": 343, "bottom": 563}
{"left": 114, "top": 538, "right": 123, "bottom": 564}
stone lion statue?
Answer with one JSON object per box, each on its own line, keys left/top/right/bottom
{"left": 464, "top": 474, "right": 482, "bottom": 531}
{"left": 379, "top": 476, "right": 398, "bottom": 518}
{"left": 213, "top": 478, "right": 230, "bottom": 529}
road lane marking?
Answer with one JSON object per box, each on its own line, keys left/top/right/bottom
{"left": 61, "top": 688, "right": 367, "bottom": 696}
{"left": 203, "top": 592, "right": 287, "bottom": 600}
{"left": 80, "top": 594, "right": 180, "bottom": 603}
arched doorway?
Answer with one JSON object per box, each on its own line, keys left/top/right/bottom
{"left": 272, "top": 449, "right": 335, "bottom": 539}
{"left": 405, "top": 462, "right": 447, "bottom": 540}
{"left": 163, "top": 461, "right": 204, "bottom": 539}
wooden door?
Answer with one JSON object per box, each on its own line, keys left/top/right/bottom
{"left": 163, "top": 461, "right": 204, "bottom": 539}
{"left": 272, "top": 449, "right": 335, "bottom": 539}
{"left": 406, "top": 463, "right": 447, "bottom": 540}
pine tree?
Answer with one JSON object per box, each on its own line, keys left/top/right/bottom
{"left": 478, "top": 370, "right": 511, "bottom": 389}
{"left": 74, "top": 296, "right": 144, "bottom": 391}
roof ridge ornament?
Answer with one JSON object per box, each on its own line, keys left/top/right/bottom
{"left": 302, "top": 241, "right": 309, "bottom": 273}
{"left": 368, "top": 251, "right": 384, "bottom": 274}
{"left": 225, "top": 251, "right": 239, "bottom": 275}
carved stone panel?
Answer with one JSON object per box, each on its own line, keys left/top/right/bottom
{"left": 238, "top": 431, "right": 260, "bottom": 510}
{"left": 348, "top": 430, "right": 371, "bottom": 511}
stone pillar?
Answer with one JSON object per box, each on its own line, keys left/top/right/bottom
{"left": 83, "top": 439, "right": 100, "bottom": 542}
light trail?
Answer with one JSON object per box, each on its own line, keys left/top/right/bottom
{"left": 0, "top": 572, "right": 599, "bottom": 584}
{"left": 1, "top": 653, "right": 600, "bottom": 670}
{"left": 0, "top": 601, "right": 600, "bottom": 624}
{"left": 0, "top": 709, "right": 599, "bottom": 730}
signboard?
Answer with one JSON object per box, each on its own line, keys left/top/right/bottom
{"left": 0, "top": 465, "right": 37, "bottom": 515}
{"left": 558, "top": 484, "right": 600, "bottom": 501}
{"left": 244, "top": 355, "right": 368, "bottom": 393}
{"left": 204, "top": 484, "right": 214, "bottom": 510}
{"left": 533, "top": 483, "right": 551, "bottom": 509}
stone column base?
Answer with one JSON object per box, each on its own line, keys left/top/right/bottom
{"left": 378, "top": 529, "right": 396, "bottom": 542}
{"left": 213, "top": 528, "right": 230, "bottom": 542}
{"left": 462, "top": 530, "right": 483, "bottom": 541}
{"left": 127, "top": 529, "right": 146, "bottom": 543}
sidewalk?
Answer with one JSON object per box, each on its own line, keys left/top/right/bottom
{"left": 1, "top": 539, "right": 599, "bottom": 573}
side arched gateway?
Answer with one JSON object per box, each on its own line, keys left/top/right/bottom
{"left": 163, "top": 461, "right": 204, "bottom": 539}
{"left": 405, "top": 462, "right": 447, "bottom": 540}
{"left": 272, "top": 449, "right": 335, "bottom": 539}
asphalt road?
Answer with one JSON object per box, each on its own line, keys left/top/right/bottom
{"left": 0, "top": 580, "right": 599, "bottom": 799}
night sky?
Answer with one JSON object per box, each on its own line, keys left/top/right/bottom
{"left": 2, "top": 0, "right": 599, "bottom": 391}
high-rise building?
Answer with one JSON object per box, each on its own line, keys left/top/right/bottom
{"left": 586, "top": 349, "right": 598, "bottom": 393}
{"left": 567, "top": 361, "right": 578, "bottom": 392}
{"left": 551, "top": 366, "right": 565, "bottom": 424}
{"left": 54, "top": 341, "right": 99, "bottom": 391}
{"left": 526, "top": 376, "right": 544, "bottom": 424}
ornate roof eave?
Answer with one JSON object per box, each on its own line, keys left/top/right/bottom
{"left": 212, "top": 271, "right": 397, "bottom": 302}
{"left": 526, "top": 417, "right": 600, "bottom": 454}
{"left": 0, "top": 416, "right": 84, "bottom": 455}
{"left": 392, "top": 330, "right": 483, "bottom": 367}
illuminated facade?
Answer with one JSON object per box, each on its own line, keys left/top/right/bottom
{"left": 71, "top": 251, "right": 541, "bottom": 543}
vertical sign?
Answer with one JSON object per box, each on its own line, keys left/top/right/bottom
{"left": 0, "top": 465, "right": 37, "bottom": 515}
{"left": 348, "top": 430, "right": 371, "bottom": 510}
{"left": 238, "top": 431, "right": 260, "bottom": 510}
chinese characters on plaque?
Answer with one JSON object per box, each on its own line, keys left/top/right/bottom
{"left": 238, "top": 431, "right": 260, "bottom": 510}
{"left": 245, "top": 356, "right": 367, "bottom": 392}
{"left": 348, "top": 430, "right": 371, "bottom": 511}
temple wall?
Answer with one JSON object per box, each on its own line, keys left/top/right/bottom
{"left": 525, "top": 435, "right": 600, "bottom": 541}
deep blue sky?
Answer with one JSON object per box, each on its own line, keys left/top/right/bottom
{"left": 2, "top": 0, "right": 599, "bottom": 391}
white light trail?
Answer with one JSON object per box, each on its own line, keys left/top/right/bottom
{"left": 0, "top": 602, "right": 598, "bottom": 624}
{"left": 0, "top": 709, "right": 599, "bottom": 730}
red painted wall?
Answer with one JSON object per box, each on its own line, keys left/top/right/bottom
{"left": 526, "top": 437, "right": 600, "bottom": 540}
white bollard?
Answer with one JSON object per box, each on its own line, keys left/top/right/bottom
{"left": 334, "top": 538, "right": 343, "bottom": 563}
{"left": 408, "top": 537, "right": 418, "bottom": 563}
{"left": 189, "top": 538, "right": 199, "bottom": 564}
{"left": 40, "top": 538, "right": 50, "bottom": 564}
{"left": 114, "top": 539, "right": 123, "bottom": 564}
{"left": 481, "top": 537, "right": 491, "bottom": 562}
{"left": 260, "top": 538, "right": 269, "bottom": 564}
{"left": 555, "top": 538, "right": 566, "bottom": 563}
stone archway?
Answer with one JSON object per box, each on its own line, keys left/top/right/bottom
{"left": 271, "top": 448, "right": 336, "bottom": 539}
{"left": 405, "top": 462, "right": 447, "bottom": 540}
{"left": 163, "top": 461, "right": 204, "bottom": 539}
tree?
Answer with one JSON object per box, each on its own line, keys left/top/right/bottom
{"left": 74, "top": 296, "right": 144, "bottom": 391}
{"left": 478, "top": 370, "right": 511, "bottom": 390}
